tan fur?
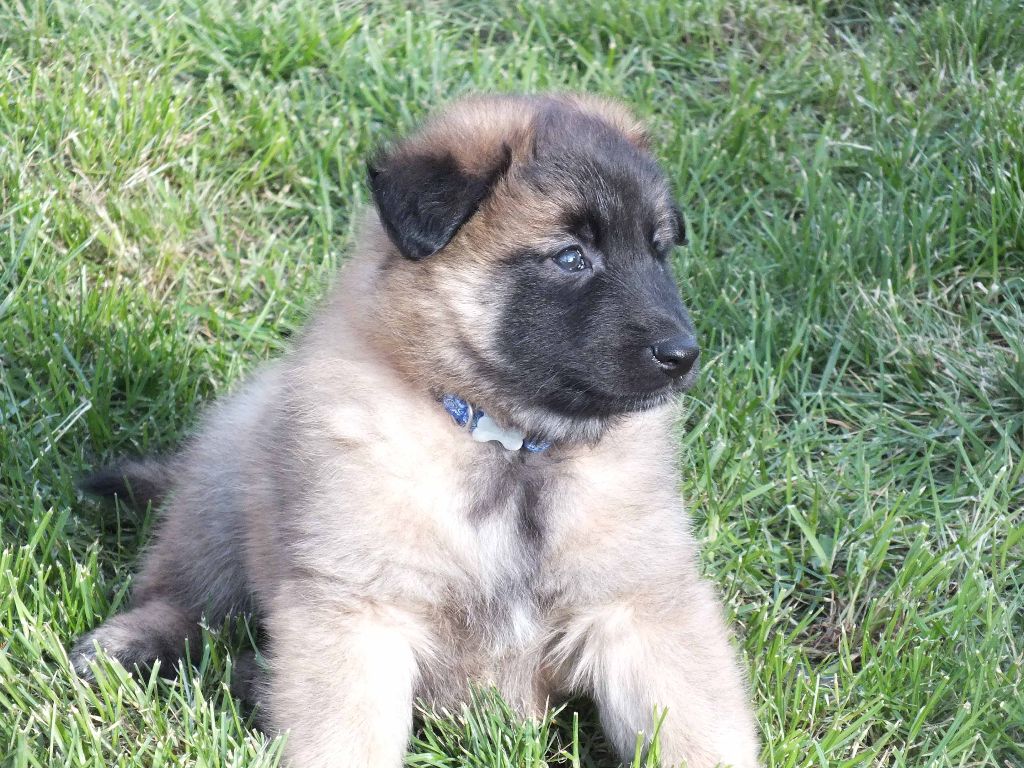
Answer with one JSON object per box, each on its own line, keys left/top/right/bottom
{"left": 74, "top": 94, "right": 760, "bottom": 768}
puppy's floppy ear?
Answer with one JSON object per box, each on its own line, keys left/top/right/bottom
{"left": 671, "top": 204, "right": 688, "bottom": 246}
{"left": 368, "top": 144, "right": 512, "bottom": 260}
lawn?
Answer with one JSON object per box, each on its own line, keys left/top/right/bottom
{"left": 1, "top": 0, "right": 1022, "bottom": 765}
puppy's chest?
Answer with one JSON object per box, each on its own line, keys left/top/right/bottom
{"left": 441, "top": 457, "right": 557, "bottom": 645}
{"left": 359, "top": 431, "right": 566, "bottom": 643}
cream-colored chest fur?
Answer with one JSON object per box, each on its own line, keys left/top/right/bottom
{"left": 312, "top": 387, "right": 551, "bottom": 615}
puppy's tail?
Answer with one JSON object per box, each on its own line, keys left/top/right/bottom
{"left": 78, "top": 457, "right": 175, "bottom": 511}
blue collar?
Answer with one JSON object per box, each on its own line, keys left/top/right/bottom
{"left": 441, "top": 394, "right": 551, "bottom": 453}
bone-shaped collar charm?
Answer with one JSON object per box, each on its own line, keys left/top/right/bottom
{"left": 470, "top": 413, "right": 526, "bottom": 451}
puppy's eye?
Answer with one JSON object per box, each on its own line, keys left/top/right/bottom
{"left": 552, "top": 247, "right": 589, "bottom": 272}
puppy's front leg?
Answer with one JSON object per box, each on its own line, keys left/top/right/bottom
{"left": 267, "top": 597, "right": 424, "bottom": 768}
{"left": 564, "top": 581, "right": 760, "bottom": 768}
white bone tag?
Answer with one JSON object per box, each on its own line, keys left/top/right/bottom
{"left": 471, "top": 414, "right": 525, "bottom": 451}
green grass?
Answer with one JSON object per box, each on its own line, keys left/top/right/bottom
{"left": 2, "top": 0, "right": 1023, "bottom": 765}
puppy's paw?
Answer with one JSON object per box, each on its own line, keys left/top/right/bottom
{"left": 70, "top": 620, "right": 178, "bottom": 681}
{"left": 69, "top": 627, "right": 133, "bottom": 680}
{"left": 69, "top": 631, "right": 102, "bottom": 680}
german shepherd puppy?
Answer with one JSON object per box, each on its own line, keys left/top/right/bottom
{"left": 73, "top": 94, "right": 760, "bottom": 767}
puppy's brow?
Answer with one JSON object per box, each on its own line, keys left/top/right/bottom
{"left": 565, "top": 209, "right": 601, "bottom": 246}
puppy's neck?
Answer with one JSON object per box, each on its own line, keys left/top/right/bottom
{"left": 440, "top": 394, "right": 551, "bottom": 453}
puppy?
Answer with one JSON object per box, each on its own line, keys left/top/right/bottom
{"left": 73, "top": 94, "right": 760, "bottom": 767}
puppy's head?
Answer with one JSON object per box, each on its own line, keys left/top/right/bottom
{"left": 367, "top": 94, "right": 697, "bottom": 443}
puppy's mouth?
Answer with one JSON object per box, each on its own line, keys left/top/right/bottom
{"left": 547, "top": 371, "right": 696, "bottom": 418}
{"left": 607, "top": 379, "right": 691, "bottom": 413}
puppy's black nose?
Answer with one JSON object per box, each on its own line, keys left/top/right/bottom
{"left": 651, "top": 335, "right": 700, "bottom": 378}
